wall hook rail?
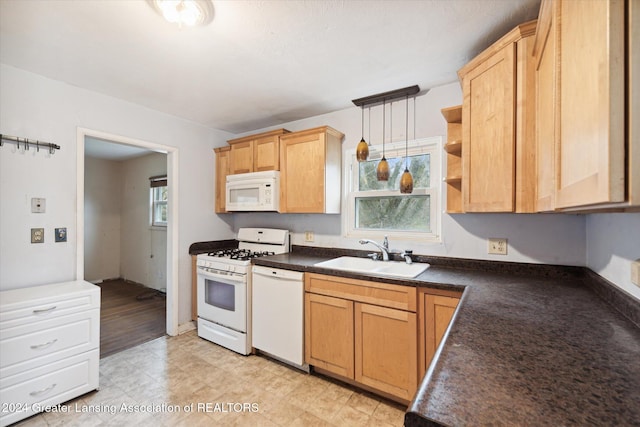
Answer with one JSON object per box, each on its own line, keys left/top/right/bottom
{"left": 0, "top": 134, "right": 60, "bottom": 154}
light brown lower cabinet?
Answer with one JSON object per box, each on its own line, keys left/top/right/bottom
{"left": 418, "top": 288, "right": 462, "bottom": 379}
{"left": 305, "top": 292, "right": 354, "bottom": 378}
{"left": 304, "top": 273, "right": 417, "bottom": 403}
{"left": 354, "top": 302, "right": 417, "bottom": 401}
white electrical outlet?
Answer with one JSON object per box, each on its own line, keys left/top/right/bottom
{"left": 632, "top": 259, "right": 640, "bottom": 287}
{"left": 304, "top": 231, "right": 314, "bottom": 242}
{"left": 31, "top": 228, "right": 44, "bottom": 243}
{"left": 488, "top": 238, "right": 508, "bottom": 255}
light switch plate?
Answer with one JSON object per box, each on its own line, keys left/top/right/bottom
{"left": 31, "top": 228, "right": 44, "bottom": 243}
{"left": 55, "top": 228, "right": 67, "bottom": 242}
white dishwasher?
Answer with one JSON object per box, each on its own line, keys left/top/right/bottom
{"left": 251, "top": 265, "right": 306, "bottom": 369}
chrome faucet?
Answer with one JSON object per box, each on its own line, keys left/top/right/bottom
{"left": 359, "top": 236, "right": 390, "bottom": 261}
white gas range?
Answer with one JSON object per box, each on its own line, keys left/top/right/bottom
{"left": 196, "top": 228, "right": 289, "bottom": 355}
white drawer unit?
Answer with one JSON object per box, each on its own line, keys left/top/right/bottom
{"left": 0, "top": 281, "right": 100, "bottom": 427}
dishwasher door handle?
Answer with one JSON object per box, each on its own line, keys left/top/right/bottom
{"left": 252, "top": 266, "right": 303, "bottom": 282}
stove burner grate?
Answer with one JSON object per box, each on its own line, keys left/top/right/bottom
{"left": 207, "top": 248, "right": 276, "bottom": 261}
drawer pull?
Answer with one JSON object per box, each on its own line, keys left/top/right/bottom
{"left": 30, "top": 339, "right": 58, "bottom": 350}
{"left": 29, "top": 383, "right": 57, "bottom": 397}
{"left": 33, "top": 306, "right": 57, "bottom": 314}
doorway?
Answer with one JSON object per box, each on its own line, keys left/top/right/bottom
{"left": 76, "top": 128, "right": 179, "bottom": 341}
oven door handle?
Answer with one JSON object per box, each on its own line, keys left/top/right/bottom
{"left": 197, "top": 268, "right": 245, "bottom": 285}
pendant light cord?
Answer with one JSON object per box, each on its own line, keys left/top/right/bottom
{"left": 405, "top": 95, "right": 409, "bottom": 170}
{"left": 361, "top": 107, "right": 365, "bottom": 140}
{"left": 382, "top": 99, "right": 386, "bottom": 158}
{"left": 368, "top": 106, "right": 371, "bottom": 146}
{"left": 390, "top": 101, "right": 393, "bottom": 146}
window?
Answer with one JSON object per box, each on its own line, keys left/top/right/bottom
{"left": 346, "top": 137, "right": 441, "bottom": 241}
{"left": 150, "top": 175, "right": 168, "bottom": 227}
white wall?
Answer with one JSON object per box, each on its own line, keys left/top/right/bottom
{"left": 0, "top": 64, "right": 235, "bottom": 327}
{"left": 84, "top": 156, "right": 122, "bottom": 281}
{"left": 120, "top": 152, "right": 167, "bottom": 290}
{"left": 587, "top": 213, "right": 640, "bottom": 300}
{"left": 234, "top": 82, "right": 587, "bottom": 267}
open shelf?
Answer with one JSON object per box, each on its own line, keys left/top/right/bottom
{"left": 444, "top": 140, "right": 462, "bottom": 154}
{"left": 445, "top": 176, "right": 462, "bottom": 184}
{"left": 442, "top": 105, "right": 463, "bottom": 213}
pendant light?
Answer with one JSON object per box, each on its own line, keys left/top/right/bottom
{"left": 377, "top": 100, "right": 389, "bottom": 181}
{"left": 400, "top": 95, "right": 414, "bottom": 194}
{"left": 356, "top": 106, "right": 369, "bottom": 161}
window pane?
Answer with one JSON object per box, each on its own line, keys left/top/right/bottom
{"left": 358, "top": 154, "right": 430, "bottom": 191}
{"left": 355, "top": 195, "right": 430, "bottom": 232}
{"left": 157, "top": 203, "right": 167, "bottom": 223}
{"left": 153, "top": 186, "right": 168, "bottom": 202}
{"left": 151, "top": 185, "right": 168, "bottom": 226}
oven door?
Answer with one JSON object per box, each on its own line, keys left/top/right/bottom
{"left": 197, "top": 267, "right": 247, "bottom": 333}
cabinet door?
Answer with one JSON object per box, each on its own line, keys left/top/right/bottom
{"left": 253, "top": 135, "right": 279, "bottom": 171}
{"left": 354, "top": 303, "right": 417, "bottom": 401}
{"left": 534, "top": 0, "right": 556, "bottom": 212}
{"left": 280, "top": 131, "right": 326, "bottom": 213}
{"left": 462, "top": 45, "right": 516, "bottom": 212}
{"left": 229, "top": 141, "right": 254, "bottom": 174}
{"left": 304, "top": 293, "right": 354, "bottom": 378}
{"left": 419, "top": 293, "right": 459, "bottom": 379}
{"left": 555, "top": 0, "right": 625, "bottom": 208}
{"left": 214, "top": 147, "right": 230, "bottom": 213}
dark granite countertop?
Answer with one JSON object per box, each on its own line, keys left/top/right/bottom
{"left": 252, "top": 248, "right": 640, "bottom": 426}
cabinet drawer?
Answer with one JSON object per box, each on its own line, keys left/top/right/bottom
{"left": 0, "top": 281, "right": 100, "bottom": 330}
{"left": 0, "top": 349, "right": 99, "bottom": 427}
{"left": 0, "top": 309, "right": 99, "bottom": 377}
{"left": 305, "top": 273, "right": 417, "bottom": 312}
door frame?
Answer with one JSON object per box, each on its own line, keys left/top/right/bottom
{"left": 76, "top": 127, "right": 179, "bottom": 336}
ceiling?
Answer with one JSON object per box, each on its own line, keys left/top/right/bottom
{"left": 0, "top": 0, "right": 540, "bottom": 135}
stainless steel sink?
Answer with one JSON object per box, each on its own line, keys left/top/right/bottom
{"left": 314, "top": 256, "right": 429, "bottom": 279}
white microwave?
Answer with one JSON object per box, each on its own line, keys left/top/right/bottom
{"left": 226, "top": 170, "right": 280, "bottom": 211}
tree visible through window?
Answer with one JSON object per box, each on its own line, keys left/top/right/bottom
{"left": 346, "top": 137, "right": 441, "bottom": 240}
{"left": 150, "top": 176, "right": 168, "bottom": 227}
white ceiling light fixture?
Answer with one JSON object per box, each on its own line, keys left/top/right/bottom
{"left": 148, "top": 0, "right": 214, "bottom": 28}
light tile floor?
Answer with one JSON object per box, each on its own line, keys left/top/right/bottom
{"left": 14, "top": 331, "right": 406, "bottom": 426}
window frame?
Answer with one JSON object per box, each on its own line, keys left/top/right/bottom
{"left": 344, "top": 136, "right": 442, "bottom": 242}
{"left": 150, "top": 176, "right": 168, "bottom": 227}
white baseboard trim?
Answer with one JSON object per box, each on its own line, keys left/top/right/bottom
{"left": 177, "top": 321, "right": 197, "bottom": 335}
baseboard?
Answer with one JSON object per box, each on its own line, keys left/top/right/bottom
{"left": 177, "top": 321, "right": 197, "bottom": 335}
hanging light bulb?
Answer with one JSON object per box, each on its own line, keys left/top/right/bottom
{"left": 377, "top": 100, "right": 390, "bottom": 181}
{"left": 356, "top": 106, "right": 369, "bottom": 161}
{"left": 400, "top": 95, "right": 414, "bottom": 194}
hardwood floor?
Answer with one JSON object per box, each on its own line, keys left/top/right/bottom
{"left": 97, "top": 279, "right": 166, "bottom": 358}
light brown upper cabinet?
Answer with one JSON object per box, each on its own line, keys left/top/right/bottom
{"left": 533, "top": 0, "right": 556, "bottom": 212}
{"left": 214, "top": 146, "right": 230, "bottom": 213}
{"left": 227, "top": 128, "right": 289, "bottom": 175}
{"left": 457, "top": 20, "right": 537, "bottom": 213}
{"left": 536, "top": 0, "right": 639, "bottom": 211}
{"left": 279, "top": 126, "right": 344, "bottom": 213}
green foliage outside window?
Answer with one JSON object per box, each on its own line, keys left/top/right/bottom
{"left": 355, "top": 154, "right": 431, "bottom": 232}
